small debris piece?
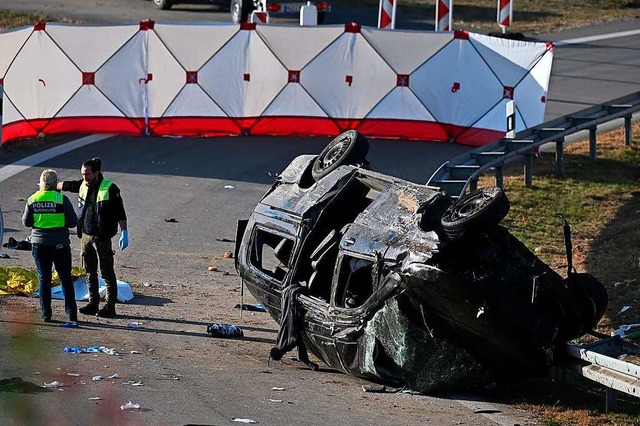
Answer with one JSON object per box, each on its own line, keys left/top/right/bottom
{"left": 130, "top": 350, "right": 141, "bottom": 354}
{"left": 207, "top": 323, "right": 243, "bottom": 338}
{"left": 43, "top": 381, "right": 62, "bottom": 389}
{"left": 224, "top": 185, "right": 235, "bottom": 190}
{"left": 222, "top": 251, "right": 233, "bottom": 259}
{"left": 216, "top": 238, "right": 235, "bottom": 243}
{"left": 208, "top": 266, "right": 218, "bottom": 272}
{"left": 473, "top": 409, "right": 502, "bottom": 414}
{"left": 108, "top": 374, "right": 120, "bottom": 379}
{"left": 67, "top": 373, "right": 81, "bottom": 377}
{"left": 268, "top": 399, "right": 283, "bottom": 403}
{"left": 91, "top": 376, "right": 103, "bottom": 381}
{"left": 234, "top": 303, "right": 267, "bottom": 312}
{"left": 164, "top": 218, "right": 178, "bottom": 223}
{"left": 120, "top": 401, "right": 141, "bottom": 410}
{"left": 60, "top": 322, "right": 79, "bottom": 328}
{"left": 232, "top": 418, "right": 257, "bottom": 424}
{"left": 89, "top": 397, "right": 102, "bottom": 401}
{"left": 222, "top": 271, "right": 230, "bottom": 276}
{"left": 271, "top": 387, "right": 285, "bottom": 391}
{"left": 127, "top": 322, "right": 143, "bottom": 329}
{"left": 362, "top": 384, "right": 386, "bottom": 393}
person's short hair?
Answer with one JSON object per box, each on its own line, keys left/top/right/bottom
{"left": 39, "top": 169, "right": 58, "bottom": 191}
{"left": 83, "top": 157, "right": 102, "bottom": 173}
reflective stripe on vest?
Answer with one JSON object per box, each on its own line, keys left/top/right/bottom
{"left": 28, "top": 190, "right": 65, "bottom": 229}
{"left": 79, "top": 178, "right": 113, "bottom": 208}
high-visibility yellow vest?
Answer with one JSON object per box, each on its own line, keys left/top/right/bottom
{"left": 27, "top": 190, "right": 65, "bottom": 229}
{"left": 78, "top": 177, "right": 112, "bottom": 209}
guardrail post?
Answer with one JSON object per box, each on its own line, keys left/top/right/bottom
{"left": 555, "top": 139, "right": 564, "bottom": 177}
{"left": 523, "top": 152, "right": 532, "bottom": 187}
{"left": 624, "top": 115, "right": 632, "bottom": 146}
{"left": 589, "top": 127, "right": 597, "bottom": 162}
{"left": 606, "top": 388, "right": 618, "bottom": 413}
{"left": 495, "top": 165, "right": 504, "bottom": 189}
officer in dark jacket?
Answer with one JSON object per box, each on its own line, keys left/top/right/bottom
{"left": 58, "top": 157, "right": 128, "bottom": 318}
{"left": 23, "top": 169, "right": 78, "bottom": 322}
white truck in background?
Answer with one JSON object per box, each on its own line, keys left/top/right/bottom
{"left": 149, "top": 0, "right": 331, "bottom": 24}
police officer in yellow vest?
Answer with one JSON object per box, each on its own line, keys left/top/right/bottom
{"left": 58, "top": 157, "right": 128, "bottom": 319}
{"left": 23, "top": 169, "right": 79, "bottom": 322}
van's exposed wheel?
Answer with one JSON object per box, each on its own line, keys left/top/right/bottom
{"left": 441, "top": 187, "right": 510, "bottom": 239}
{"left": 231, "top": 0, "right": 255, "bottom": 24}
{"left": 570, "top": 273, "right": 609, "bottom": 329}
{"left": 311, "top": 130, "right": 369, "bottom": 181}
{"left": 151, "top": 0, "right": 173, "bottom": 10}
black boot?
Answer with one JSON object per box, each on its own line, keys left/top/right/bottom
{"left": 97, "top": 305, "right": 116, "bottom": 318}
{"left": 79, "top": 302, "right": 99, "bottom": 315}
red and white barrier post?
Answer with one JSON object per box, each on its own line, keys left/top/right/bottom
{"left": 435, "top": 0, "right": 452, "bottom": 32}
{"left": 378, "top": 0, "right": 397, "bottom": 30}
{"left": 497, "top": 0, "right": 513, "bottom": 33}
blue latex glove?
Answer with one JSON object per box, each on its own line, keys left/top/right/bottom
{"left": 119, "top": 229, "right": 129, "bottom": 251}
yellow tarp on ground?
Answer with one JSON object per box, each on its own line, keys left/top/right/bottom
{"left": 0, "top": 267, "right": 85, "bottom": 295}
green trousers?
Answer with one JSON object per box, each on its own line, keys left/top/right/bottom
{"left": 81, "top": 234, "right": 118, "bottom": 307}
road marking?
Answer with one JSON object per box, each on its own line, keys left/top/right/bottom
{"left": 0, "top": 134, "right": 111, "bottom": 183}
{"left": 556, "top": 28, "right": 640, "bottom": 46}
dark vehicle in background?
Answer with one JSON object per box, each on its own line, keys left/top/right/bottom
{"left": 235, "top": 130, "right": 608, "bottom": 391}
{"left": 149, "top": 0, "right": 330, "bottom": 24}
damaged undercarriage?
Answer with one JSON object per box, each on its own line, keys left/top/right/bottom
{"left": 235, "top": 130, "right": 608, "bottom": 392}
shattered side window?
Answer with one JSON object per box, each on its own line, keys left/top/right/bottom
{"left": 334, "top": 255, "right": 376, "bottom": 309}
{"left": 250, "top": 228, "right": 294, "bottom": 283}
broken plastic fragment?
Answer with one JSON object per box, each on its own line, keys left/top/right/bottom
{"left": 67, "top": 373, "right": 81, "bottom": 377}
{"left": 362, "top": 384, "right": 386, "bottom": 393}
{"left": 120, "top": 401, "right": 141, "bottom": 410}
{"left": 89, "top": 397, "right": 101, "bottom": 401}
{"left": 64, "top": 346, "right": 84, "bottom": 354}
{"left": 108, "top": 374, "right": 120, "bottom": 379}
{"left": 60, "top": 322, "right": 79, "bottom": 328}
{"left": 127, "top": 322, "right": 143, "bottom": 329}
{"left": 271, "top": 387, "right": 285, "bottom": 391}
{"left": 618, "top": 305, "right": 631, "bottom": 315}
{"left": 232, "top": 418, "right": 257, "bottom": 424}
{"left": 268, "top": 399, "right": 283, "bottom": 403}
{"left": 224, "top": 185, "right": 235, "bottom": 190}
{"left": 612, "top": 323, "right": 640, "bottom": 338}
{"left": 43, "top": 381, "right": 62, "bottom": 389}
{"left": 91, "top": 375, "right": 103, "bottom": 381}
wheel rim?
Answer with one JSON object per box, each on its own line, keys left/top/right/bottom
{"left": 451, "top": 190, "right": 495, "bottom": 220}
{"left": 319, "top": 139, "right": 349, "bottom": 170}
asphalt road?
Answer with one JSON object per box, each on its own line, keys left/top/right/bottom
{"left": 1, "top": 2, "right": 640, "bottom": 424}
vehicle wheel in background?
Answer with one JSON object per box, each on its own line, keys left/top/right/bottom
{"left": 151, "top": 0, "right": 173, "bottom": 10}
{"left": 311, "top": 130, "right": 369, "bottom": 181}
{"left": 231, "top": 0, "right": 255, "bottom": 24}
{"left": 440, "top": 187, "right": 510, "bottom": 239}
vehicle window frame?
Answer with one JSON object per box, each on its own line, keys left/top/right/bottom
{"left": 248, "top": 225, "right": 295, "bottom": 286}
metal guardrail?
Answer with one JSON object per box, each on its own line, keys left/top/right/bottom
{"left": 563, "top": 337, "right": 640, "bottom": 413}
{"left": 427, "top": 91, "right": 640, "bottom": 198}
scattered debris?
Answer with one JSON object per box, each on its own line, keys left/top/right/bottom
{"left": 232, "top": 418, "right": 257, "bottom": 424}
{"left": 123, "top": 380, "right": 144, "bottom": 386}
{"left": 120, "top": 401, "right": 141, "bottom": 410}
{"left": 207, "top": 323, "right": 244, "bottom": 338}
{"left": 234, "top": 303, "right": 267, "bottom": 312}
{"left": 67, "top": 373, "right": 81, "bottom": 377}
{"left": 127, "top": 321, "right": 143, "bottom": 329}
{"left": 473, "top": 409, "right": 502, "bottom": 414}
{"left": 613, "top": 324, "right": 640, "bottom": 338}
{"left": 130, "top": 350, "right": 141, "bottom": 354}
{"left": 3, "top": 237, "right": 32, "bottom": 250}
{"left": 89, "top": 397, "right": 102, "bottom": 401}
{"left": 64, "top": 346, "right": 121, "bottom": 356}
{"left": 208, "top": 266, "right": 218, "bottom": 272}
{"left": 222, "top": 271, "right": 230, "bottom": 276}
{"left": 268, "top": 399, "right": 283, "bottom": 403}
{"left": 362, "top": 384, "right": 386, "bottom": 393}
{"left": 60, "top": 322, "right": 79, "bottom": 328}
{"left": 222, "top": 251, "right": 233, "bottom": 259}
{"left": 143, "top": 282, "right": 151, "bottom": 287}
{"left": 43, "top": 381, "right": 63, "bottom": 389}
{"left": 618, "top": 306, "right": 631, "bottom": 315}
{"left": 0, "top": 253, "right": 10, "bottom": 259}
{"left": 91, "top": 376, "right": 103, "bottom": 381}
{"left": 164, "top": 218, "right": 178, "bottom": 223}
{"left": 224, "top": 185, "right": 235, "bottom": 190}
{"left": 108, "top": 374, "right": 120, "bottom": 379}
{"left": 216, "top": 238, "right": 235, "bottom": 243}
{"left": 271, "top": 387, "right": 285, "bottom": 391}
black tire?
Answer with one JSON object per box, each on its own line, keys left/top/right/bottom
{"left": 231, "top": 0, "right": 255, "bottom": 24}
{"left": 311, "top": 130, "right": 369, "bottom": 181}
{"left": 571, "top": 273, "right": 608, "bottom": 328}
{"left": 151, "top": 0, "right": 173, "bottom": 10}
{"left": 441, "top": 187, "right": 510, "bottom": 239}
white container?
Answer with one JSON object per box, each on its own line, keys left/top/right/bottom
{"left": 300, "top": 2, "right": 318, "bottom": 26}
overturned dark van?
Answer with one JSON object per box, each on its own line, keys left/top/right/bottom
{"left": 235, "top": 130, "right": 607, "bottom": 391}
